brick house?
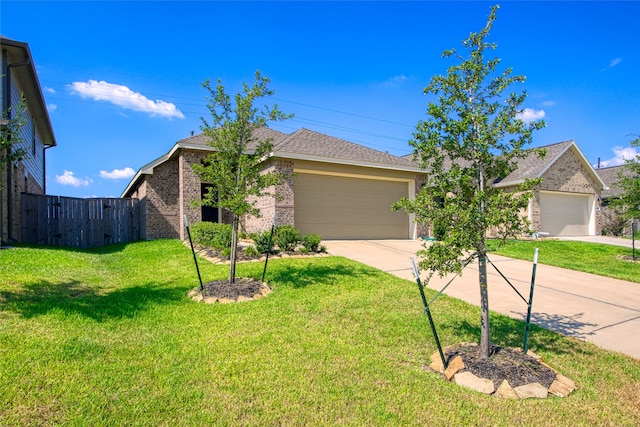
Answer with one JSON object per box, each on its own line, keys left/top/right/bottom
{"left": 122, "top": 128, "right": 427, "bottom": 240}
{"left": 493, "top": 140, "right": 606, "bottom": 236}
{"left": 1, "top": 37, "right": 57, "bottom": 244}
{"left": 123, "top": 130, "right": 606, "bottom": 240}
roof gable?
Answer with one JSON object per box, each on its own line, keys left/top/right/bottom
{"left": 493, "top": 140, "right": 607, "bottom": 190}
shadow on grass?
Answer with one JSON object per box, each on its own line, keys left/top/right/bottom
{"left": 11, "top": 241, "right": 134, "bottom": 255}
{"left": 0, "top": 280, "right": 185, "bottom": 321}
{"left": 265, "top": 257, "right": 381, "bottom": 289}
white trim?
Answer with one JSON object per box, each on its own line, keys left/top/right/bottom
{"left": 293, "top": 168, "right": 415, "bottom": 183}
{"left": 279, "top": 151, "right": 423, "bottom": 173}
{"left": 408, "top": 180, "right": 416, "bottom": 239}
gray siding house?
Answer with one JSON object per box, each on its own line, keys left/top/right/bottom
{"left": 1, "top": 37, "right": 57, "bottom": 244}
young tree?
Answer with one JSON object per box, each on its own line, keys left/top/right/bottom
{"left": 394, "top": 5, "right": 545, "bottom": 359}
{"left": 610, "top": 136, "right": 640, "bottom": 223}
{"left": 193, "top": 71, "right": 292, "bottom": 284}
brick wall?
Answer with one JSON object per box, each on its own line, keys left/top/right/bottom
{"left": 179, "top": 150, "right": 207, "bottom": 240}
{"left": 242, "top": 158, "right": 295, "bottom": 234}
{"left": 143, "top": 157, "right": 181, "bottom": 240}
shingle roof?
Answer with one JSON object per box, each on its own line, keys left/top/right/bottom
{"left": 121, "top": 127, "right": 420, "bottom": 197}
{"left": 272, "top": 128, "right": 416, "bottom": 168}
{"left": 175, "top": 127, "right": 289, "bottom": 150}
{"left": 596, "top": 165, "right": 634, "bottom": 199}
{"left": 494, "top": 140, "right": 574, "bottom": 185}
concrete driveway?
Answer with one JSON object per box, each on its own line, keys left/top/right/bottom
{"left": 324, "top": 240, "right": 640, "bottom": 359}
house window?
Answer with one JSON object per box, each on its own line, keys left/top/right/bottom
{"left": 201, "top": 183, "right": 219, "bottom": 223}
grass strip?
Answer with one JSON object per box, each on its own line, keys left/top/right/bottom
{"left": 488, "top": 239, "right": 639, "bottom": 283}
{"left": 0, "top": 240, "right": 638, "bottom": 426}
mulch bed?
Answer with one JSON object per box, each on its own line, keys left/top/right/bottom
{"left": 441, "top": 343, "right": 557, "bottom": 389}
{"left": 200, "top": 278, "right": 266, "bottom": 300}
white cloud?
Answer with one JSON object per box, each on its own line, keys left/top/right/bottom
{"left": 516, "top": 108, "right": 546, "bottom": 123}
{"left": 56, "top": 170, "right": 92, "bottom": 187}
{"left": 68, "top": 80, "right": 185, "bottom": 119}
{"left": 609, "top": 57, "right": 622, "bottom": 68}
{"left": 541, "top": 100, "right": 556, "bottom": 107}
{"left": 100, "top": 167, "right": 135, "bottom": 180}
{"left": 44, "top": 87, "right": 56, "bottom": 94}
{"left": 47, "top": 103, "right": 57, "bottom": 112}
{"left": 381, "top": 75, "right": 408, "bottom": 87}
{"left": 598, "top": 146, "right": 639, "bottom": 168}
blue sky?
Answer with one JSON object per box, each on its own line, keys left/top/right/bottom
{"left": 2, "top": 1, "right": 638, "bottom": 198}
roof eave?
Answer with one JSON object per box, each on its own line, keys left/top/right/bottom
{"left": 1, "top": 37, "right": 57, "bottom": 147}
{"left": 493, "top": 179, "right": 525, "bottom": 189}
{"left": 120, "top": 142, "right": 228, "bottom": 197}
{"left": 273, "top": 150, "right": 424, "bottom": 173}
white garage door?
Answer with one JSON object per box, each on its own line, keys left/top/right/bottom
{"left": 294, "top": 173, "right": 410, "bottom": 239}
{"left": 539, "top": 192, "right": 592, "bottom": 236}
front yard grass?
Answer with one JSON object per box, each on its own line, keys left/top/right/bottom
{"left": 487, "top": 239, "right": 640, "bottom": 283}
{"left": 1, "top": 240, "right": 639, "bottom": 426}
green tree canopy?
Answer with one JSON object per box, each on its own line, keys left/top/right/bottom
{"left": 394, "top": 5, "right": 545, "bottom": 358}
{"left": 193, "top": 71, "right": 292, "bottom": 284}
{"left": 610, "top": 136, "right": 640, "bottom": 221}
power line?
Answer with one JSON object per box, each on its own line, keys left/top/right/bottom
{"left": 41, "top": 78, "right": 419, "bottom": 153}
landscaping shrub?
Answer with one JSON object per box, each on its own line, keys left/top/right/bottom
{"left": 251, "top": 230, "right": 276, "bottom": 254}
{"left": 244, "top": 245, "right": 259, "bottom": 258}
{"left": 190, "top": 222, "right": 233, "bottom": 251}
{"left": 301, "top": 233, "right": 322, "bottom": 253}
{"left": 274, "top": 225, "right": 300, "bottom": 252}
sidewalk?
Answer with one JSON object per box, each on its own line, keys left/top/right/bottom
{"left": 556, "top": 235, "right": 637, "bottom": 248}
{"left": 324, "top": 240, "right": 640, "bottom": 359}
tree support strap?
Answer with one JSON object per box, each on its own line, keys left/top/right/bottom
{"left": 486, "top": 249, "right": 539, "bottom": 354}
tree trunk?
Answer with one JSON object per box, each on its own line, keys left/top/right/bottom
{"left": 478, "top": 242, "right": 491, "bottom": 359}
{"left": 229, "top": 215, "right": 239, "bottom": 285}
{"left": 477, "top": 160, "right": 490, "bottom": 359}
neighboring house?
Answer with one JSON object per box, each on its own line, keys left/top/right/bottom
{"left": 493, "top": 140, "right": 606, "bottom": 236}
{"left": 1, "top": 37, "right": 56, "bottom": 244}
{"left": 123, "top": 130, "right": 607, "bottom": 241}
{"left": 595, "top": 165, "right": 636, "bottom": 235}
{"left": 122, "top": 128, "right": 428, "bottom": 241}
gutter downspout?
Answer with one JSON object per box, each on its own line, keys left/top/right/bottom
{"left": 43, "top": 144, "right": 54, "bottom": 193}
{"left": 6, "top": 58, "right": 31, "bottom": 242}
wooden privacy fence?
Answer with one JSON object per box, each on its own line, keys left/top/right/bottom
{"left": 21, "top": 193, "right": 140, "bottom": 248}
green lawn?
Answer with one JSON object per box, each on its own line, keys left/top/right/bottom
{"left": 488, "top": 239, "right": 640, "bottom": 283}
{"left": 1, "top": 240, "right": 638, "bottom": 426}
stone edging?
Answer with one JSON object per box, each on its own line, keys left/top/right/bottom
{"left": 429, "top": 345, "right": 577, "bottom": 399}
{"left": 187, "top": 282, "right": 273, "bottom": 304}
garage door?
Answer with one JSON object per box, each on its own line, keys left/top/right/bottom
{"left": 294, "top": 173, "right": 410, "bottom": 239}
{"left": 539, "top": 192, "right": 592, "bottom": 236}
